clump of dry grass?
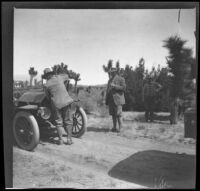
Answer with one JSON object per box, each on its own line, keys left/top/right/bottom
{"left": 159, "top": 127, "right": 166, "bottom": 133}
{"left": 59, "top": 164, "right": 66, "bottom": 171}
{"left": 154, "top": 177, "right": 170, "bottom": 189}
{"left": 51, "top": 173, "right": 63, "bottom": 183}
{"left": 109, "top": 180, "right": 117, "bottom": 187}
{"left": 84, "top": 154, "right": 96, "bottom": 163}
{"left": 136, "top": 125, "right": 146, "bottom": 130}
{"left": 97, "top": 106, "right": 109, "bottom": 118}
{"left": 86, "top": 173, "right": 95, "bottom": 179}
{"left": 78, "top": 88, "right": 105, "bottom": 114}
{"left": 63, "top": 174, "right": 72, "bottom": 182}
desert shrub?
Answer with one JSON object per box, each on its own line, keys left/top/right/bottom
{"left": 154, "top": 177, "right": 170, "bottom": 189}
{"left": 97, "top": 105, "right": 109, "bottom": 117}
{"left": 80, "top": 98, "right": 96, "bottom": 114}
{"left": 78, "top": 87, "right": 107, "bottom": 115}
{"left": 159, "top": 127, "right": 166, "bottom": 133}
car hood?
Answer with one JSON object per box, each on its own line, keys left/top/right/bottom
{"left": 18, "top": 90, "right": 46, "bottom": 104}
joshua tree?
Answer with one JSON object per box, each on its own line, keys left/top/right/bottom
{"left": 52, "top": 62, "right": 68, "bottom": 75}
{"left": 115, "top": 60, "right": 125, "bottom": 76}
{"left": 163, "top": 35, "right": 195, "bottom": 124}
{"left": 116, "top": 60, "right": 120, "bottom": 74}
{"left": 74, "top": 73, "right": 81, "bottom": 90}
{"left": 29, "top": 67, "right": 38, "bottom": 87}
{"left": 139, "top": 57, "right": 145, "bottom": 66}
{"left": 52, "top": 63, "right": 82, "bottom": 92}
{"left": 103, "top": 59, "right": 113, "bottom": 78}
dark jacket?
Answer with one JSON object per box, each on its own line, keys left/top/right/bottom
{"left": 106, "top": 74, "right": 126, "bottom": 106}
{"left": 143, "top": 81, "right": 162, "bottom": 97}
{"left": 44, "top": 74, "right": 73, "bottom": 109}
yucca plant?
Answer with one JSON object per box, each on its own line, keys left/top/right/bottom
{"left": 163, "top": 35, "right": 195, "bottom": 124}
{"left": 28, "top": 67, "right": 38, "bottom": 87}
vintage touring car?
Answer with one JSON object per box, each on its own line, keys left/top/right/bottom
{"left": 13, "top": 79, "right": 87, "bottom": 151}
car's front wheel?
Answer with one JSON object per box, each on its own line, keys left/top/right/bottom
{"left": 13, "top": 111, "right": 40, "bottom": 151}
{"left": 71, "top": 107, "right": 87, "bottom": 138}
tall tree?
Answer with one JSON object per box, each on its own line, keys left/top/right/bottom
{"left": 123, "top": 64, "right": 136, "bottom": 110}
{"left": 163, "top": 35, "right": 194, "bottom": 124}
{"left": 134, "top": 58, "right": 145, "bottom": 110}
{"left": 28, "top": 67, "right": 38, "bottom": 87}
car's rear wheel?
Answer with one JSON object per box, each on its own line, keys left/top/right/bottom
{"left": 72, "top": 107, "right": 87, "bottom": 138}
{"left": 13, "top": 111, "right": 40, "bottom": 151}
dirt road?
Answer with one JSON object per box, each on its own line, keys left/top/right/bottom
{"left": 13, "top": 112, "right": 196, "bottom": 188}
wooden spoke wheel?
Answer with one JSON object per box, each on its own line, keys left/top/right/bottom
{"left": 72, "top": 107, "right": 87, "bottom": 138}
{"left": 13, "top": 111, "right": 40, "bottom": 151}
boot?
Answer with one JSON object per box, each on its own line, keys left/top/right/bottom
{"left": 111, "top": 115, "right": 117, "bottom": 132}
{"left": 58, "top": 139, "right": 64, "bottom": 145}
{"left": 57, "top": 126, "right": 64, "bottom": 145}
{"left": 65, "top": 125, "right": 73, "bottom": 145}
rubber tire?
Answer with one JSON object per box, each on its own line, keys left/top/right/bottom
{"left": 13, "top": 111, "right": 40, "bottom": 151}
{"left": 72, "top": 107, "right": 87, "bottom": 138}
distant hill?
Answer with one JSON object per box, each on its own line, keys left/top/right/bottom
{"left": 14, "top": 74, "right": 40, "bottom": 82}
{"left": 14, "top": 74, "right": 29, "bottom": 81}
{"left": 14, "top": 74, "right": 107, "bottom": 88}
{"left": 77, "top": 84, "right": 107, "bottom": 89}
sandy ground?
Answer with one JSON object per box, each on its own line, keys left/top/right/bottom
{"left": 13, "top": 112, "right": 196, "bottom": 189}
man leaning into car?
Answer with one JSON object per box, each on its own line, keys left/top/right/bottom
{"left": 42, "top": 68, "right": 74, "bottom": 145}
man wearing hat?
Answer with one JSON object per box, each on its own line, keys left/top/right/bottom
{"left": 42, "top": 68, "right": 74, "bottom": 145}
{"left": 105, "top": 68, "right": 126, "bottom": 132}
{"left": 142, "top": 74, "right": 162, "bottom": 122}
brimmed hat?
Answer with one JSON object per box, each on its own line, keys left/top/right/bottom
{"left": 42, "top": 68, "right": 54, "bottom": 79}
{"left": 108, "top": 67, "right": 117, "bottom": 73}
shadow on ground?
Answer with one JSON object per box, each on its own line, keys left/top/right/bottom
{"left": 124, "top": 113, "right": 171, "bottom": 124}
{"left": 153, "top": 113, "right": 170, "bottom": 121}
{"left": 39, "top": 128, "right": 68, "bottom": 145}
{"left": 87, "top": 126, "right": 110, "bottom": 133}
{"left": 108, "top": 150, "right": 196, "bottom": 188}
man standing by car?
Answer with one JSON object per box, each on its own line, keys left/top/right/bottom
{"left": 142, "top": 74, "right": 162, "bottom": 122}
{"left": 42, "top": 68, "right": 74, "bottom": 145}
{"left": 105, "top": 68, "right": 126, "bottom": 132}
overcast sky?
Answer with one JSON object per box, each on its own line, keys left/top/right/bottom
{"left": 14, "top": 9, "right": 196, "bottom": 85}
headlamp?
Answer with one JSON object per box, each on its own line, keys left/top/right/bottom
{"left": 38, "top": 107, "right": 51, "bottom": 120}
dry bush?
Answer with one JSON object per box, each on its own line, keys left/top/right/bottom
{"left": 80, "top": 98, "right": 96, "bottom": 114}
{"left": 159, "top": 127, "right": 166, "bottom": 133}
{"left": 136, "top": 125, "right": 146, "bottom": 130}
{"left": 78, "top": 88, "right": 106, "bottom": 115}
{"left": 86, "top": 173, "right": 95, "bottom": 179}
{"left": 97, "top": 105, "right": 109, "bottom": 117}
{"left": 154, "top": 177, "right": 170, "bottom": 189}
